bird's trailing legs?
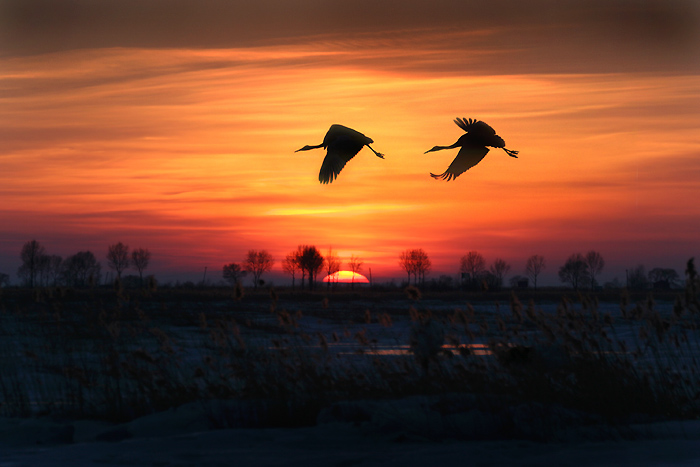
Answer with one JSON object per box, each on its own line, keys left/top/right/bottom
{"left": 503, "top": 148, "right": 519, "bottom": 158}
{"left": 367, "top": 145, "right": 385, "bottom": 159}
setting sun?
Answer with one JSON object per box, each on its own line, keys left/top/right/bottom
{"left": 322, "top": 270, "right": 370, "bottom": 284}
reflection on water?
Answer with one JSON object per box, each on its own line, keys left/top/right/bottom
{"left": 330, "top": 343, "right": 492, "bottom": 357}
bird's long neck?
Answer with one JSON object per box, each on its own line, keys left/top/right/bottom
{"left": 295, "top": 143, "right": 324, "bottom": 152}
{"left": 426, "top": 141, "right": 460, "bottom": 153}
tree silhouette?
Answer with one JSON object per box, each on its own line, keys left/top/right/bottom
{"left": 17, "top": 239, "right": 45, "bottom": 288}
{"left": 509, "top": 275, "right": 528, "bottom": 288}
{"left": 489, "top": 258, "right": 511, "bottom": 289}
{"left": 324, "top": 247, "right": 341, "bottom": 289}
{"left": 413, "top": 249, "right": 431, "bottom": 285}
{"left": 460, "top": 251, "right": 486, "bottom": 289}
{"left": 297, "top": 245, "right": 324, "bottom": 291}
{"left": 62, "top": 251, "right": 101, "bottom": 287}
{"left": 47, "top": 255, "right": 63, "bottom": 287}
{"left": 107, "top": 242, "right": 130, "bottom": 280}
{"left": 627, "top": 264, "right": 649, "bottom": 290}
{"left": 559, "top": 253, "right": 589, "bottom": 290}
{"left": 348, "top": 254, "right": 364, "bottom": 290}
{"left": 584, "top": 250, "right": 605, "bottom": 289}
{"left": 222, "top": 262, "right": 247, "bottom": 286}
{"left": 293, "top": 245, "right": 307, "bottom": 289}
{"left": 686, "top": 259, "right": 699, "bottom": 305}
{"left": 399, "top": 249, "right": 431, "bottom": 285}
{"left": 34, "top": 253, "right": 63, "bottom": 287}
{"left": 282, "top": 253, "right": 300, "bottom": 290}
{"left": 36, "top": 253, "right": 52, "bottom": 287}
{"left": 244, "top": 250, "right": 274, "bottom": 288}
{"left": 131, "top": 248, "right": 151, "bottom": 285}
{"left": 648, "top": 267, "right": 679, "bottom": 287}
{"left": 525, "top": 254, "right": 546, "bottom": 290}
{"left": 399, "top": 250, "right": 414, "bottom": 284}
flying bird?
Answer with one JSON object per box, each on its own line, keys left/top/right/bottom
{"left": 426, "top": 118, "right": 518, "bottom": 181}
{"left": 295, "top": 124, "right": 384, "bottom": 184}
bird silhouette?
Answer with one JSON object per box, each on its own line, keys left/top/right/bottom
{"left": 295, "top": 124, "right": 384, "bottom": 184}
{"left": 426, "top": 118, "right": 518, "bottom": 181}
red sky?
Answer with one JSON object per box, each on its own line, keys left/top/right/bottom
{"left": 1, "top": 1, "right": 699, "bottom": 285}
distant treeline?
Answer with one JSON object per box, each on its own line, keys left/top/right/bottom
{"left": 7, "top": 240, "right": 150, "bottom": 288}
{"left": 1, "top": 240, "right": 689, "bottom": 292}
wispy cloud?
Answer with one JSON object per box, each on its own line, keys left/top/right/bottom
{"left": 266, "top": 203, "right": 423, "bottom": 217}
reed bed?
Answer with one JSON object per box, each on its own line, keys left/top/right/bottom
{"left": 1, "top": 270, "right": 699, "bottom": 437}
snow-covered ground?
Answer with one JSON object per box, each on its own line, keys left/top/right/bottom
{"left": 3, "top": 404, "right": 700, "bottom": 466}
{"left": 2, "top": 293, "right": 699, "bottom": 465}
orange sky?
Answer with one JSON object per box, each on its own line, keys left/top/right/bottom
{"left": 1, "top": 1, "right": 699, "bottom": 285}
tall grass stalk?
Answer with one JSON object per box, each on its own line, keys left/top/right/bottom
{"left": 0, "top": 285, "right": 699, "bottom": 432}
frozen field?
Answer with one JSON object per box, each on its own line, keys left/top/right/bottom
{"left": 1, "top": 287, "right": 699, "bottom": 465}
{"left": 4, "top": 411, "right": 700, "bottom": 466}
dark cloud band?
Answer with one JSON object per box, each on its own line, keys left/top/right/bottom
{"left": 1, "top": 0, "right": 698, "bottom": 73}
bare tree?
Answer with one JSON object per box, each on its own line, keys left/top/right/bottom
{"left": 34, "top": 253, "right": 63, "bottom": 287}
{"left": 525, "top": 254, "right": 546, "bottom": 290}
{"left": 509, "top": 275, "right": 528, "bottom": 288}
{"left": 62, "top": 251, "right": 101, "bottom": 287}
{"left": 297, "top": 245, "right": 324, "bottom": 290}
{"left": 307, "top": 246, "right": 325, "bottom": 291}
{"left": 47, "top": 255, "right": 63, "bottom": 287}
{"left": 131, "top": 248, "right": 151, "bottom": 285}
{"left": 17, "top": 239, "right": 46, "bottom": 288}
{"left": 584, "top": 250, "right": 605, "bottom": 289}
{"left": 412, "top": 249, "right": 431, "bottom": 285}
{"left": 107, "top": 242, "right": 130, "bottom": 280}
{"left": 460, "top": 251, "right": 486, "bottom": 288}
{"left": 686, "top": 259, "right": 699, "bottom": 301}
{"left": 489, "top": 258, "right": 511, "bottom": 289}
{"left": 399, "top": 250, "right": 414, "bottom": 284}
{"left": 648, "top": 267, "right": 679, "bottom": 288}
{"left": 293, "top": 245, "right": 307, "bottom": 289}
{"left": 282, "top": 253, "right": 300, "bottom": 290}
{"left": 244, "top": 250, "right": 274, "bottom": 288}
{"left": 559, "top": 253, "right": 589, "bottom": 290}
{"left": 36, "top": 253, "right": 51, "bottom": 287}
{"left": 627, "top": 264, "right": 649, "bottom": 290}
{"left": 348, "top": 254, "right": 364, "bottom": 290}
{"left": 222, "top": 262, "right": 247, "bottom": 286}
{"left": 399, "top": 249, "right": 431, "bottom": 285}
{"left": 324, "top": 247, "right": 341, "bottom": 289}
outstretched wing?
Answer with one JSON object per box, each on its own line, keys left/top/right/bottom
{"left": 454, "top": 117, "right": 480, "bottom": 133}
{"left": 454, "top": 118, "right": 497, "bottom": 138}
{"left": 318, "top": 136, "right": 364, "bottom": 184}
{"left": 430, "top": 142, "right": 490, "bottom": 181}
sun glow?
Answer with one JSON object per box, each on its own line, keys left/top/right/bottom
{"left": 2, "top": 33, "right": 699, "bottom": 284}
{"left": 323, "top": 271, "right": 370, "bottom": 283}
